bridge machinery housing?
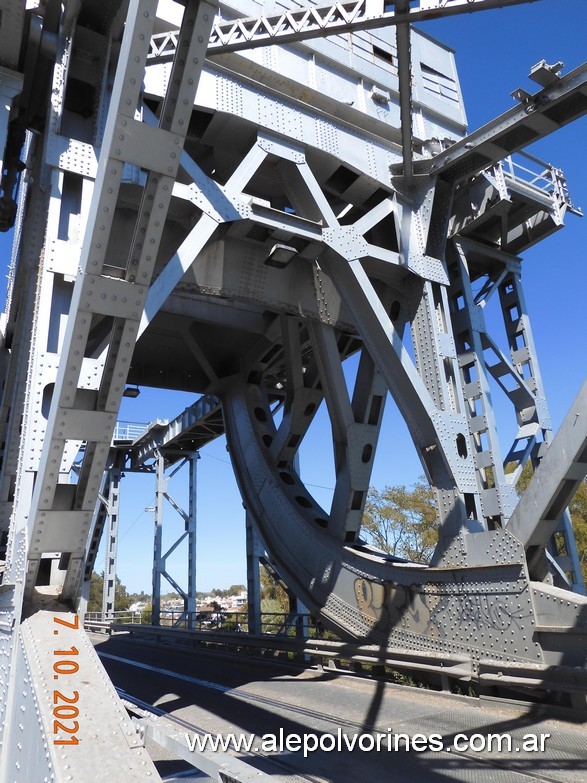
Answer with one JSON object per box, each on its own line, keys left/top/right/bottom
{"left": 0, "top": 0, "right": 586, "bottom": 779}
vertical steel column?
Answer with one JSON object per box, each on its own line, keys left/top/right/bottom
{"left": 290, "top": 452, "right": 306, "bottom": 637}
{"left": 151, "top": 450, "right": 165, "bottom": 627}
{"left": 449, "top": 238, "right": 583, "bottom": 591}
{"left": 499, "top": 270, "right": 584, "bottom": 591}
{"left": 149, "top": 453, "right": 200, "bottom": 627}
{"left": 0, "top": 70, "right": 22, "bottom": 176}
{"left": 186, "top": 452, "right": 199, "bottom": 629}
{"left": 293, "top": 597, "right": 309, "bottom": 642}
{"left": 246, "top": 513, "right": 262, "bottom": 635}
{"left": 449, "top": 243, "right": 517, "bottom": 526}
{"left": 410, "top": 275, "right": 484, "bottom": 546}
{"left": 101, "top": 464, "right": 121, "bottom": 619}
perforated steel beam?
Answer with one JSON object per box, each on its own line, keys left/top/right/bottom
{"left": 223, "top": 380, "right": 587, "bottom": 678}
{"left": 18, "top": 608, "right": 159, "bottom": 781}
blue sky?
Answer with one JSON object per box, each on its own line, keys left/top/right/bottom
{"left": 1, "top": 0, "right": 586, "bottom": 595}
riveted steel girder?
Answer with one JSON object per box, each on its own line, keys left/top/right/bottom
{"left": 26, "top": 0, "right": 217, "bottom": 597}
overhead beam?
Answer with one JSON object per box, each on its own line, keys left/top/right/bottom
{"left": 417, "top": 61, "right": 587, "bottom": 182}
{"left": 127, "top": 394, "right": 223, "bottom": 469}
{"left": 148, "top": 0, "right": 539, "bottom": 60}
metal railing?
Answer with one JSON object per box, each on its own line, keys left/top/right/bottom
{"left": 84, "top": 608, "right": 329, "bottom": 638}
{"left": 501, "top": 153, "right": 555, "bottom": 192}
{"left": 101, "top": 620, "right": 587, "bottom": 699}
{"left": 500, "top": 151, "right": 582, "bottom": 215}
{"left": 85, "top": 609, "right": 143, "bottom": 625}
{"left": 111, "top": 421, "right": 149, "bottom": 441}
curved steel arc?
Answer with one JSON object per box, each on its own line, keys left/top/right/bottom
{"left": 222, "top": 379, "right": 551, "bottom": 671}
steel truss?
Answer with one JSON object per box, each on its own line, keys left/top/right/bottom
{"left": 149, "top": 0, "right": 538, "bottom": 59}
{"left": 151, "top": 450, "right": 199, "bottom": 628}
{"left": 0, "top": 0, "right": 586, "bottom": 779}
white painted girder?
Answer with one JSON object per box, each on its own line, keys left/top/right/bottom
{"left": 25, "top": 0, "right": 217, "bottom": 595}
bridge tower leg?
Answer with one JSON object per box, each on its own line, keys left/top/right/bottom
{"left": 151, "top": 450, "right": 165, "bottom": 627}
{"left": 0, "top": 0, "right": 219, "bottom": 773}
{"left": 246, "top": 512, "right": 263, "bottom": 635}
{"left": 152, "top": 451, "right": 200, "bottom": 627}
{"left": 187, "top": 452, "right": 199, "bottom": 629}
{"left": 101, "top": 460, "right": 122, "bottom": 619}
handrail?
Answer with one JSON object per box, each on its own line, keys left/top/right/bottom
{"left": 84, "top": 609, "right": 325, "bottom": 636}
{"left": 112, "top": 421, "right": 150, "bottom": 441}
{"left": 499, "top": 152, "right": 582, "bottom": 215}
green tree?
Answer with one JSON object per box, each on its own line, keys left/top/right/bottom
{"left": 260, "top": 565, "right": 290, "bottom": 612}
{"left": 206, "top": 584, "right": 245, "bottom": 598}
{"left": 361, "top": 479, "right": 438, "bottom": 563}
{"left": 570, "top": 483, "right": 587, "bottom": 586}
{"left": 128, "top": 590, "right": 150, "bottom": 604}
{"left": 88, "top": 572, "right": 103, "bottom": 613}
{"left": 87, "top": 571, "right": 132, "bottom": 613}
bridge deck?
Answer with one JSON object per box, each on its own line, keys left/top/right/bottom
{"left": 92, "top": 633, "right": 587, "bottom": 783}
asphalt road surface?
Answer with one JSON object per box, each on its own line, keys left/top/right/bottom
{"left": 91, "top": 632, "right": 587, "bottom": 783}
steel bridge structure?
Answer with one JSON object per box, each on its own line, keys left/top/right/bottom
{"left": 0, "top": 0, "right": 586, "bottom": 780}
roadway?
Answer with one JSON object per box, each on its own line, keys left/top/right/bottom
{"left": 90, "top": 632, "right": 587, "bottom": 783}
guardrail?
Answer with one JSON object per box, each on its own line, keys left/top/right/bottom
{"left": 85, "top": 612, "right": 587, "bottom": 698}
{"left": 84, "top": 609, "right": 325, "bottom": 637}
{"left": 107, "top": 623, "right": 473, "bottom": 683}
{"left": 111, "top": 421, "right": 150, "bottom": 441}
{"left": 95, "top": 621, "right": 587, "bottom": 698}
{"left": 500, "top": 151, "right": 582, "bottom": 215}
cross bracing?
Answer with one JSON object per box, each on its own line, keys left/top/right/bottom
{"left": 149, "top": 0, "right": 539, "bottom": 60}
{"left": 0, "top": 0, "right": 586, "bottom": 779}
